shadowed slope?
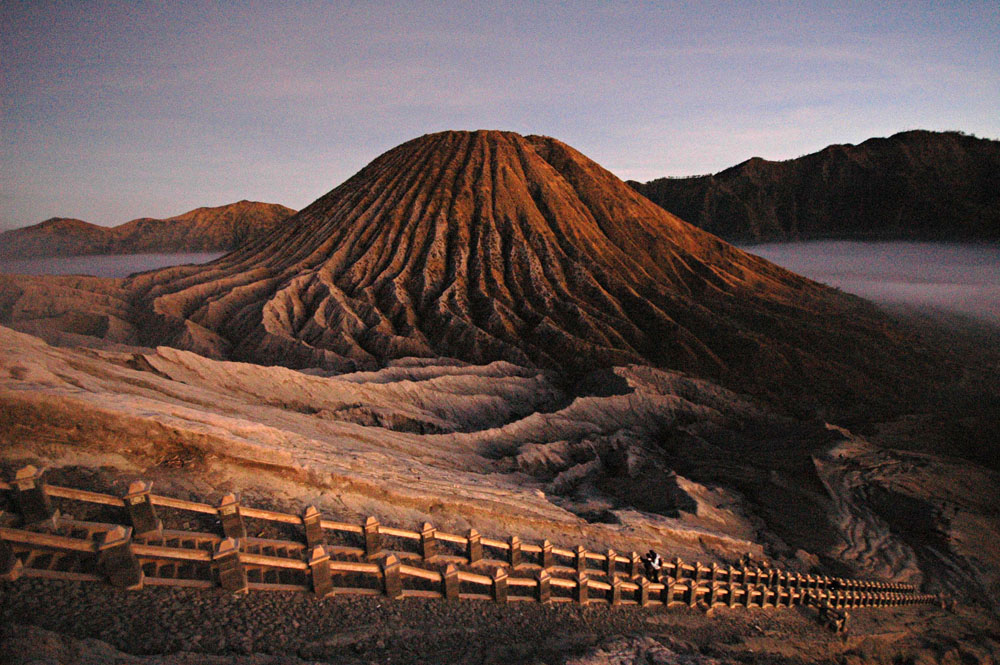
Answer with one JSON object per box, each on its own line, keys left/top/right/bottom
{"left": 629, "top": 130, "right": 1000, "bottom": 242}
{"left": 114, "top": 130, "right": 929, "bottom": 410}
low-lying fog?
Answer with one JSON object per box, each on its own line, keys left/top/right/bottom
{"left": 0, "top": 251, "right": 225, "bottom": 279}
{"left": 745, "top": 241, "right": 1000, "bottom": 324}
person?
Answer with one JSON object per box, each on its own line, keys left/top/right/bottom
{"left": 641, "top": 549, "right": 663, "bottom": 582}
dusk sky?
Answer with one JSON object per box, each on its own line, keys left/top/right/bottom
{"left": 2, "top": 1, "right": 998, "bottom": 231}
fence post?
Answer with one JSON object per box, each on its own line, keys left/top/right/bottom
{"left": 123, "top": 481, "right": 162, "bottom": 538}
{"left": 364, "top": 517, "right": 381, "bottom": 560}
{"left": 744, "top": 583, "right": 754, "bottom": 608}
{"left": 308, "top": 545, "right": 333, "bottom": 597}
{"left": 575, "top": 572, "right": 589, "bottom": 604}
{"left": 638, "top": 576, "right": 650, "bottom": 607}
{"left": 541, "top": 540, "right": 554, "bottom": 570}
{"left": 630, "top": 552, "right": 641, "bottom": 578}
{"left": 672, "top": 557, "right": 684, "bottom": 581}
{"left": 214, "top": 537, "right": 248, "bottom": 594}
{"left": 0, "top": 536, "right": 23, "bottom": 581}
{"left": 381, "top": 554, "right": 403, "bottom": 599}
{"left": 466, "top": 528, "right": 482, "bottom": 564}
{"left": 217, "top": 493, "right": 246, "bottom": 540}
{"left": 611, "top": 576, "right": 622, "bottom": 606}
{"left": 421, "top": 523, "right": 438, "bottom": 561}
{"left": 759, "top": 584, "right": 771, "bottom": 608}
{"left": 575, "top": 546, "right": 587, "bottom": 574}
{"left": 492, "top": 567, "right": 508, "bottom": 604}
{"left": 606, "top": 549, "right": 616, "bottom": 578}
{"left": 687, "top": 578, "right": 698, "bottom": 608}
{"left": 302, "top": 506, "right": 323, "bottom": 549}
{"left": 728, "top": 582, "right": 738, "bottom": 608}
{"left": 11, "top": 466, "right": 57, "bottom": 525}
{"left": 99, "top": 526, "right": 143, "bottom": 590}
{"left": 538, "top": 569, "right": 551, "bottom": 604}
{"left": 508, "top": 535, "right": 521, "bottom": 568}
{"left": 665, "top": 577, "right": 678, "bottom": 606}
{"left": 443, "top": 564, "right": 459, "bottom": 600}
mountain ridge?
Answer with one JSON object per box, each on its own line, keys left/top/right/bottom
{"left": 628, "top": 130, "right": 1000, "bottom": 242}
{"left": 0, "top": 200, "right": 297, "bottom": 258}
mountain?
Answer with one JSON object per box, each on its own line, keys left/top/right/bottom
{"left": 0, "top": 130, "right": 948, "bottom": 413}
{"left": 0, "top": 200, "right": 296, "bottom": 258}
{"left": 628, "top": 130, "right": 1000, "bottom": 242}
{"left": 107, "top": 129, "right": 935, "bottom": 413}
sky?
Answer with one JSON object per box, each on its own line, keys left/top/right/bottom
{"left": 2, "top": 1, "right": 998, "bottom": 231}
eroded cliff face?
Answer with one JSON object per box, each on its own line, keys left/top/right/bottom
{"left": 630, "top": 130, "right": 1000, "bottom": 241}
{"left": 0, "top": 200, "right": 296, "bottom": 258}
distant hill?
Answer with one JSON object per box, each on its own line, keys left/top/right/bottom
{"left": 0, "top": 200, "right": 296, "bottom": 258}
{"left": 628, "top": 130, "right": 1000, "bottom": 242}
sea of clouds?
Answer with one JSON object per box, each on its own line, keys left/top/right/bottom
{"left": 744, "top": 241, "right": 1000, "bottom": 325}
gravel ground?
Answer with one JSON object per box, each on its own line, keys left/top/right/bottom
{"left": 0, "top": 577, "right": 822, "bottom": 664}
{"left": 4, "top": 577, "right": 995, "bottom": 665}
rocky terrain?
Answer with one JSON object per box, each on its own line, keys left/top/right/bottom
{"left": 629, "top": 130, "right": 1000, "bottom": 242}
{"left": 2, "top": 130, "right": 999, "bottom": 664}
{"left": 1, "top": 320, "right": 999, "bottom": 664}
{"left": 2, "top": 323, "right": 998, "bottom": 600}
{"left": 0, "top": 200, "right": 295, "bottom": 258}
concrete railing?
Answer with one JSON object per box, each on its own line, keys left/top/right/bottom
{"left": 0, "top": 465, "right": 936, "bottom": 613}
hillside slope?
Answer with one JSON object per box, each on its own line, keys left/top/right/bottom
{"left": 629, "top": 130, "right": 1000, "bottom": 241}
{"left": 0, "top": 200, "right": 296, "bottom": 258}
